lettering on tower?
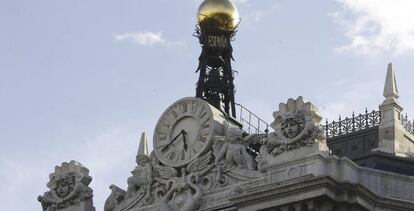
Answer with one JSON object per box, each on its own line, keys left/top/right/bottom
{"left": 207, "top": 35, "right": 228, "bottom": 48}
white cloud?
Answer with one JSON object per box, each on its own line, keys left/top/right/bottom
{"left": 114, "top": 31, "right": 185, "bottom": 47}
{"left": 333, "top": 0, "right": 414, "bottom": 55}
{"left": 114, "top": 32, "right": 164, "bottom": 46}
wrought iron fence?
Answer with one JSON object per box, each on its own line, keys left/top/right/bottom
{"left": 401, "top": 114, "right": 414, "bottom": 136}
{"left": 235, "top": 103, "right": 270, "bottom": 134}
{"left": 232, "top": 103, "right": 413, "bottom": 139}
{"left": 324, "top": 109, "right": 381, "bottom": 138}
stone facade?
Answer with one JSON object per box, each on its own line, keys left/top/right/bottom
{"left": 100, "top": 91, "right": 414, "bottom": 211}
{"left": 38, "top": 63, "right": 414, "bottom": 211}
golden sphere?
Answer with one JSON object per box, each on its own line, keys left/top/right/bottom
{"left": 197, "top": 0, "right": 240, "bottom": 31}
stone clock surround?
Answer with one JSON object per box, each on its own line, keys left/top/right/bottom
{"left": 153, "top": 97, "right": 232, "bottom": 167}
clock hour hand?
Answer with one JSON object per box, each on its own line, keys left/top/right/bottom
{"left": 161, "top": 130, "right": 184, "bottom": 153}
{"left": 182, "top": 130, "right": 188, "bottom": 151}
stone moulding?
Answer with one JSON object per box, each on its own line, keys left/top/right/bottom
{"left": 113, "top": 153, "right": 414, "bottom": 211}
{"left": 229, "top": 153, "right": 414, "bottom": 211}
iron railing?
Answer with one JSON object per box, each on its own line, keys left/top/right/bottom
{"left": 401, "top": 114, "right": 414, "bottom": 136}
{"left": 232, "top": 103, "right": 413, "bottom": 139}
{"left": 324, "top": 109, "right": 381, "bottom": 139}
{"left": 235, "top": 103, "right": 270, "bottom": 134}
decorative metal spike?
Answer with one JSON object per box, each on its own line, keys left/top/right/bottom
{"left": 412, "top": 119, "right": 414, "bottom": 132}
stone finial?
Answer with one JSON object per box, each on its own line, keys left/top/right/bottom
{"left": 138, "top": 132, "right": 149, "bottom": 157}
{"left": 135, "top": 132, "right": 149, "bottom": 165}
{"left": 383, "top": 63, "right": 399, "bottom": 103}
{"left": 38, "top": 161, "right": 95, "bottom": 211}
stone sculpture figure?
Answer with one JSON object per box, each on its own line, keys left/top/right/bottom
{"left": 159, "top": 176, "right": 202, "bottom": 211}
{"left": 281, "top": 112, "right": 304, "bottom": 139}
{"left": 126, "top": 133, "right": 153, "bottom": 202}
{"left": 38, "top": 161, "right": 95, "bottom": 211}
{"left": 214, "top": 122, "right": 256, "bottom": 171}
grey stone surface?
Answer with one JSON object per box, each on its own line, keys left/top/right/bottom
{"left": 38, "top": 161, "right": 95, "bottom": 211}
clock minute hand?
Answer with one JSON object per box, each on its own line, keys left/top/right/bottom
{"left": 161, "top": 130, "right": 184, "bottom": 152}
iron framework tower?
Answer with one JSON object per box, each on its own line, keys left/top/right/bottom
{"left": 194, "top": 19, "right": 238, "bottom": 118}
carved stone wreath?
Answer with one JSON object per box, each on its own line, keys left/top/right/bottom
{"left": 262, "top": 97, "right": 325, "bottom": 156}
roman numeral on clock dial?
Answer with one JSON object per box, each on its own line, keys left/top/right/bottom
{"left": 165, "top": 150, "right": 176, "bottom": 160}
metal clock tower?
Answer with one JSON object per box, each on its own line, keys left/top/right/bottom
{"left": 195, "top": 0, "right": 240, "bottom": 118}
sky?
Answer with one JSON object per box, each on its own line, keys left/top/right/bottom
{"left": 1, "top": 0, "right": 414, "bottom": 210}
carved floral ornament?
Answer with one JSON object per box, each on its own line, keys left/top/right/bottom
{"left": 260, "top": 97, "right": 325, "bottom": 157}
{"left": 38, "top": 161, "right": 93, "bottom": 211}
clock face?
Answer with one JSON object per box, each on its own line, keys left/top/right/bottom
{"left": 153, "top": 97, "right": 219, "bottom": 167}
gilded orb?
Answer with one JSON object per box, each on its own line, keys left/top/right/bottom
{"left": 197, "top": 0, "right": 240, "bottom": 31}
